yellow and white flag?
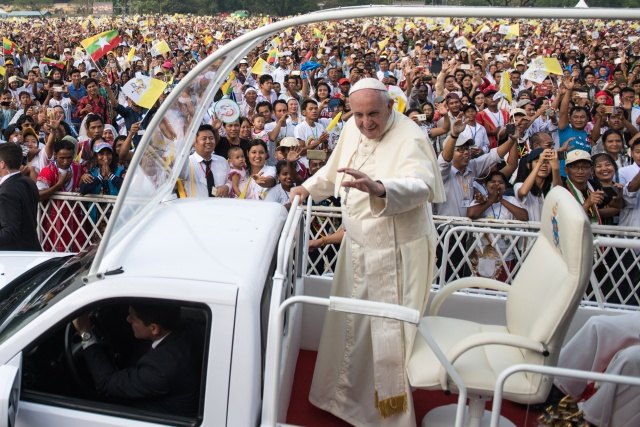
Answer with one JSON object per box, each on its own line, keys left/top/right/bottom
{"left": 531, "top": 57, "right": 563, "bottom": 75}
{"left": 250, "top": 57, "right": 274, "bottom": 75}
{"left": 453, "top": 36, "right": 472, "bottom": 51}
{"left": 497, "top": 71, "right": 512, "bottom": 103}
{"left": 122, "top": 74, "right": 167, "bottom": 109}
{"left": 74, "top": 47, "right": 85, "bottom": 61}
{"left": 127, "top": 46, "right": 135, "bottom": 63}
{"left": 150, "top": 40, "right": 170, "bottom": 56}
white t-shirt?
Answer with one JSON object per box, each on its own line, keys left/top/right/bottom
{"left": 513, "top": 182, "right": 545, "bottom": 223}
{"left": 48, "top": 97, "right": 73, "bottom": 124}
{"left": 294, "top": 121, "right": 325, "bottom": 147}
{"left": 459, "top": 123, "right": 490, "bottom": 154}
{"left": 246, "top": 165, "right": 277, "bottom": 200}
{"left": 265, "top": 183, "right": 290, "bottom": 206}
{"left": 469, "top": 195, "right": 525, "bottom": 261}
{"left": 265, "top": 121, "right": 297, "bottom": 141}
{"left": 27, "top": 149, "right": 51, "bottom": 176}
{"left": 294, "top": 121, "right": 326, "bottom": 168}
{"left": 318, "top": 117, "right": 343, "bottom": 151}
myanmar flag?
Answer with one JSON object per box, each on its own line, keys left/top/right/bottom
{"left": 81, "top": 30, "right": 121, "bottom": 61}
{"left": 220, "top": 72, "right": 235, "bottom": 95}
{"left": 313, "top": 28, "right": 322, "bottom": 41}
{"left": 267, "top": 48, "right": 278, "bottom": 64}
{"left": 42, "top": 57, "right": 66, "bottom": 69}
{"left": 3, "top": 38, "right": 19, "bottom": 56}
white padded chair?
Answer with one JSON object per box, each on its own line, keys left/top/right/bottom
{"left": 407, "top": 187, "right": 594, "bottom": 427}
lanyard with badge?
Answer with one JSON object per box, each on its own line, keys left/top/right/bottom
{"left": 457, "top": 173, "right": 472, "bottom": 208}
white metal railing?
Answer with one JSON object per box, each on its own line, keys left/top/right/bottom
{"left": 36, "top": 195, "right": 640, "bottom": 308}
{"left": 304, "top": 205, "right": 640, "bottom": 309}
{"left": 261, "top": 296, "right": 424, "bottom": 427}
{"left": 37, "top": 193, "right": 118, "bottom": 253}
{"left": 490, "top": 364, "right": 640, "bottom": 427}
{"left": 262, "top": 197, "right": 306, "bottom": 426}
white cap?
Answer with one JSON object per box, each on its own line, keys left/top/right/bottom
{"left": 348, "top": 78, "right": 387, "bottom": 96}
{"left": 278, "top": 137, "right": 298, "bottom": 148}
{"left": 566, "top": 149, "right": 592, "bottom": 165}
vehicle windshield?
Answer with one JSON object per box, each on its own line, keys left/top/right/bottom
{"left": 0, "top": 251, "right": 94, "bottom": 344}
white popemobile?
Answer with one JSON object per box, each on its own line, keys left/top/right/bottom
{"left": 1, "top": 6, "right": 640, "bottom": 427}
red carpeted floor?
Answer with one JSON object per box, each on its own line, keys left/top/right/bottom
{"left": 287, "top": 350, "right": 542, "bottom": 427}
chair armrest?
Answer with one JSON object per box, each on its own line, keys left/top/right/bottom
{"left": 430, "top": 277, "right": 511, "bottom": 316}
{"left": 438, "top": 332, "right": 547, "bottom": 390}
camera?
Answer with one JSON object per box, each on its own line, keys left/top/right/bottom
{"left": 505, "top": 123, "right": 516, "bottom": 136}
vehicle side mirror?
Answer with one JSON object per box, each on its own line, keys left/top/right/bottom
{"left": 0, "top": 352, "right": 22, "bottom": 427}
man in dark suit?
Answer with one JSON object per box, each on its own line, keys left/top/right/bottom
{"left": 0, "top": 143, "right": 41, "bottom": 251}
{"left": 73, "top": 302, "right": 202, "bottom": 417}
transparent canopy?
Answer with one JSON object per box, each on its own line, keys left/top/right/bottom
{"left": 89, "top": 5, "right": 640, "bottom": 276}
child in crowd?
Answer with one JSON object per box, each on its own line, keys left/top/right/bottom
{"left": 251, "top": 114, "right": 269, "bottom": 143}
{"left": 265, "top": 160, "right": 295, "bottom": 209}
{"left": 226, "top": 146, "right": 249, "bottom": 198}
{"left": 273, "top": 137, "right": 308, "bottom": 185}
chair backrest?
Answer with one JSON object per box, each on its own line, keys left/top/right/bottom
{"left": 506, "top": 187, "right": 593, "bottom": 363}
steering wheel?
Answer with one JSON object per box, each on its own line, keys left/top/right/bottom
{"left": 64, "top": 309, "right": 114, "bottom": 392}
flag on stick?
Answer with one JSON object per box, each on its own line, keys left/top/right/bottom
{"left": 497, "top": 71, "right": 512, "bottom": 103}
{"left": 220, "top": 72, "right": 235, "bottom": 95}
{"left": 81, "top": 30, "right": 122, "bottom": 61}
{"left": 121, "top": 74, "right": 167, "bottom": 109}
{"left": 42, "top": 57, "right": 66, "bottom": 69}
{"left": 250, "top": 57, "right": 274, "bottom": 75}
{"left": 3, "top": 38, "right": 19, "bottom": 55}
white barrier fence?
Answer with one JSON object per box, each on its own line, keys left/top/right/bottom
{"left": 37, "top": 195, "right": 640, "bottom": 309}
{"left": 37, "top": 193, "right": 118, "bottom": 253}
{"left": 305, "top": 205, "right": 640, "bottom": 310}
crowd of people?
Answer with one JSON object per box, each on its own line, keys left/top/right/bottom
{"left": 3, "top": 11, "right": 640, "bottom": 427}
{"left": 1, "top": 13, "right": 640, "bottom": 244}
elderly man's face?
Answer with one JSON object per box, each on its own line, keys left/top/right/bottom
{"left": 349, "top": 89, "right": 394, "bottom": 139}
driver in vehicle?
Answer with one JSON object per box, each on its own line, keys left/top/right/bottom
{"left": 72, "top": 302, "right": 201, "bottom": 416}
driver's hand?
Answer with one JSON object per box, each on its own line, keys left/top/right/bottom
{"left": 72, "top": 314, "right": 92, "bottom": 335}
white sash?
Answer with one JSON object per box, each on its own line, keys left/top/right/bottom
{"left": 363, "top": 216, "right": 408, "bottom": 419}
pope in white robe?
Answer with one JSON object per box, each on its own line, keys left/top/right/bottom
{"left": 291, "top": 79, "right": 446, "bottom": 427}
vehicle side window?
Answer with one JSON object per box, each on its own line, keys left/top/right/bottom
{"left": 21, "top": 299, "right": 210, "bottom": 427}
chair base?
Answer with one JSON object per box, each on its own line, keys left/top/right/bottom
{"left": 421, "top": 403, "right": 516, "bottom": 427}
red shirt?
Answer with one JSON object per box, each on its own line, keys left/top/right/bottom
{"left": 73, "top": 95, "right": 111, "bottom": 124}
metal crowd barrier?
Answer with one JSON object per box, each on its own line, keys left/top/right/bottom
{"left": 36, "top": 195, "right": 640, "bottom": 309}
{"left": 304, "top": 205, "right": 640, "bottom": 310}
{"left": 37, "top": 193, "right": 118, "bottom": 253}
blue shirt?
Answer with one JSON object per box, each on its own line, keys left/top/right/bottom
{"left": 558, "top": 125, "right": 590, "bottom": 177}
{"left": 115, "top": 104, "right": 147, "bottom": 148}
{"left": 68, "top": 84, "right": 87, "bottom": 124}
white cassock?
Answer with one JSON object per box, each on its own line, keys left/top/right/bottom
{"left": 555, "top": 314, "right": 640, "bottom": 427}
{"left": 304, "top": 110, "right": 446, "bottom": 427}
